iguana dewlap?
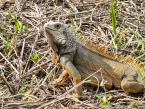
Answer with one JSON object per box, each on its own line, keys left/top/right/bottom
{"left": 44, "top": 21, "right": 145, "bottom": 96}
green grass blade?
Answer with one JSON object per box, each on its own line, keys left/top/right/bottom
{"left": 110, "top": 0, "right": 117, "bottom": 38}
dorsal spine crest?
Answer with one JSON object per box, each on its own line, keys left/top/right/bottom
{"left": 76, "top": 33, "right": 144, "bottom": 68}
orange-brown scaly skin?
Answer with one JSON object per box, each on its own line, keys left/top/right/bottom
{"left": 44, "top": 21, "right": 145, "bottom": 96}
{"left": 50, "top": 49, "right": 59, "bottom": 63}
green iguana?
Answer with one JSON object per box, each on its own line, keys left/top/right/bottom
{"left": 44, "top": 21, "right": 145, "bottom": 96}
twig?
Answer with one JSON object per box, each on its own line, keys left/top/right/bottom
{"left": 36, "top": 68, "right": 102, "bottom": 109}
{"left": 31, "top": 66, "right": 57, "bottom": 95}
{"left": 20, "top": 39, "right": 25, "bottom": 59}
{"left": 21, "top": 60, "right": 51, "bottom": 78}
{"left": 64, "top": 0, "right": 78, "bottom": 12}
{"left": 66, "top": 96, "right": 97, "bottom": 108}
{"left": 0, "top": 52, "right": 20, "bottom": 79}
{"left": 0, "top": 71, "right": 16, "bottom": 94}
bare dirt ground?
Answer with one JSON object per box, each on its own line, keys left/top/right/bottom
{"left": 0, "top": 0, "right": 145, "bottom": 109}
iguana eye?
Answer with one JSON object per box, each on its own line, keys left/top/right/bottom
{"left": 54, "top": 24, "right": 61, "bottom": 29}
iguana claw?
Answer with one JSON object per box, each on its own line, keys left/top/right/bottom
{"left": 51, "top": 70, "right": 69, "bottom": 86}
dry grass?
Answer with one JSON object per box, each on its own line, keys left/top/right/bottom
{"left": 0, "top": 0, "right": 145, "bottom": 108}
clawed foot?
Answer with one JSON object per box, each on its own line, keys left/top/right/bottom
{"left": 70, "top": 92, "right": 80, "bottom": 97}
{"left": 69, "top": 92, "right": 87, "bottom": 100}
{"left": 51, "top": 70, "right": 69, "bottom": 86}
{"left": 51, "top": 78, "right": 64, "bottom": 86}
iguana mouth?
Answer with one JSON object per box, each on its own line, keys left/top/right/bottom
{"left": 44, "top": 26, "right": 56, "bottom": 31}
{"left": 44, "top": 22, "right": 56, "bottom": 31}
{"left": 44, "top": 22, "right": 62, "bottom": 32}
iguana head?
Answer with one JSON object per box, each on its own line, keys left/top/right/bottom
{"left": 44, "top": 21, "right": 67, "bottom": 45}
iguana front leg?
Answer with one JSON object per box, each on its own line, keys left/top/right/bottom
{"left": 59, "top": 56, "right": 82, "bottom": 96}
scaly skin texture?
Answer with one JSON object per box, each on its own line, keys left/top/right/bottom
{"left": 44, "top": 21, "right": 145, "bottom": 96}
